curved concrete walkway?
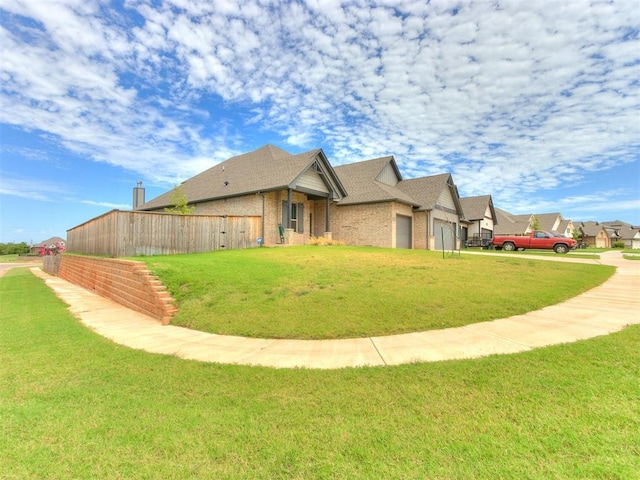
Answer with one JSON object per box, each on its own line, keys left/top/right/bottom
{"left": 24, "top": 251, "right": 640, "bottom": 369}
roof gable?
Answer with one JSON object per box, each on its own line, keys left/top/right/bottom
{"left": 396, "top": 173, "right": 460, "bottom": 212}
{"left": 578, "top": 221, "right": 607, "bottom": 236}
{"left": 460, "top": 195, "right": 496, "bottom": 222}
{"left": 334, "top": 156, "right": 418, "bottom": 206}
{"left": 494, "top": 208, "right": 532, "bottom": 234}
{"left": 375, "top": 161, "right": 401, "bottom": 186}
{"left": 533, "top": 213, "right": 562, "bottom": 231}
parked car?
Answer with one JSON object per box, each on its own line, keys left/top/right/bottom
{"left": 492, "top": 231, "right": 577, "bottom": 254}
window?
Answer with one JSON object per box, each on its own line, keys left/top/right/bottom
{"left": 282, "top": 201, "right": 305, "bottom": 233}
{"left": 291, "top": 203, "right": 298, "bottom": 232}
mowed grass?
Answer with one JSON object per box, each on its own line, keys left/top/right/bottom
{"left": 1, "top": 268, "right": 639, "bottom": 479}
{"left": 141, "top": 246, "right": 614, "bottom": 339}
{"left": 473, "top": 248, "right": 601, "bottom": 259}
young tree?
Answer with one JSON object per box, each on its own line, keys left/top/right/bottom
{"left": 531, "top": 215, "right": 541, "bottom": 231}
{"left": 164, "top": 185, "right": 195, "bottom": 214}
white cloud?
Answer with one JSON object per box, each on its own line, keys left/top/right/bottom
{"left": 0, "top": 0, "right": 638, "bottom": 219}
{"left": 0, "top": 175, "right": 68, "bottom": 202}
{"left": 79, "top": 200, "right": 131, "bottom": 209}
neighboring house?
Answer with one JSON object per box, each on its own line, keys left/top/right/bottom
{"left": 533, "top": 213, "right": 575, "bottom": 238}
{"left": 601, "top": 220, "right": 640, "bottom": 249}
{"left": 493, "top": 208, "right": 532, "bottom": 235}
{"left": 139, "top": 145, "right": 466, "bottom": 250}
{"left": 30, "top": 236, "right": 66, "bottom": 255}
{"left": 459, "top": 195, "right": 497, "bottom": 247}
{"left": 576, "top": 221, "right": 611, "bottom": 248}
{"left": 494, "top": 209, "right": 574, "bottom": 237}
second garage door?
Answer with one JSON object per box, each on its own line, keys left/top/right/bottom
{"left": 434, "top": 220, "right": 456, "bottom": 250}
{"left": 396, "top": 215, "right": 412, "bottom": 249}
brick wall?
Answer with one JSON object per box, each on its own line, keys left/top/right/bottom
{"left": 47, "top": 255, "right": 177, "bottom": 324}
{"left": 331, "top": 202, "right": 394, "bottom": 247}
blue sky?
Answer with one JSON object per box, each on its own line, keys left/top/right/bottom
{"left": 1, "top": 0, "right": 639, "bottom": 244}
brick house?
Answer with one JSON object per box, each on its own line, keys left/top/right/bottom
{"left": 601, "top": 220, "right": 640, "bottom": 249}
{"left": 140, "top": 144, "right": 465, "bottom": 250}
{"left": 576, "top": 221, "right": 611, "bottom": 248}
{"left": 139, "top": 145, "right": 347, "bottom": 246}
{"left": 494, "top": 209, "right": 575, "bottom": 238}
{"left": 459, "top": 195, "right": 497, "bottom": 247}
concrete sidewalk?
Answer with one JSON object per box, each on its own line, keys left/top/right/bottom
{"left": 28, "top": 251, "right": 640, "bottom": 369}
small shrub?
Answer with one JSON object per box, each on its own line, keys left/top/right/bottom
{"left": 612, "top": 241, "right": 625, "bottom": 249}
{"left": 308, "top": 236, "right": 344, "bottom": 246}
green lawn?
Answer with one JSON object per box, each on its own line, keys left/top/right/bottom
{"left": 140, "top": 246, "right": 614, "bottom": 339}
{"left": 1, "top": 267, "right": 639, "bottom": 479}
{"left": 0, "top": 254, "right": 40, "bottom": 262}
{"left": 468, "top": 248, "right": 601, "bottom": 258}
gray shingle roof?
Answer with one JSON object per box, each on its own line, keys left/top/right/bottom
{"left": 578, "top": 221, "right": 605, "bottom": 237}
{"left": 140, "top": 145, "right": 342, "bottom": 210}
{"left": 141, "top": 145, "right": 466, "bottom": 218}
{"left": 333, "top": 156, "right": 420, "bottom": 207}
{"left": 493, "top": 208, "right": 531, "bottom": 234}
{"left": 601, "top": 220, "right": 640, "bottom": 240}
{"left": 397, "top": 173, "right": 462, "bottom": 213}
{"left": 533, "top": 213, "right": 561, "bottom": 231}
{"left": 459, "top": 195, "right": 495, "bottom": 222}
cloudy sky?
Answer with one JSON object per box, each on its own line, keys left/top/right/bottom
{"left": 1, "top": 0, "right": 639, "bottom": 243}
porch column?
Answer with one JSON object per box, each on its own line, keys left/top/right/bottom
{"left": 325, "top": 197, "right": 331, "bottom": 232}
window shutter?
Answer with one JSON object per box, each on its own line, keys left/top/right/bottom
{"left": 298, "top": 203, "right": 304, "bottom": 233}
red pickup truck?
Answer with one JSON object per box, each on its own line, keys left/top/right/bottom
{"left": 492, "top": 231, "right": 577, "bottom": 254}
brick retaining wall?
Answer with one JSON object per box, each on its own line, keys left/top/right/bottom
{"left": 43, "top": 255, "right": 177, "bottom": 324}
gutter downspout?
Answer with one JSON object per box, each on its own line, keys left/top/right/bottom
{"left": 258, "top": 192, "right": 265, "bottom": 246}
{"left": 426, "top": 210, "right": 430, "bottom": 250}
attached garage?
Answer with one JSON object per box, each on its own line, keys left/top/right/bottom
{"left": 396, "top": 215, "right": 412, "bottom": 249}
{"left": 434, "top": 219, "right": 456, "bottom": 250}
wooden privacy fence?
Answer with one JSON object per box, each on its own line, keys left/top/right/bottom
{"left": 67, "top": 210, "right": 262, "bottom": 257}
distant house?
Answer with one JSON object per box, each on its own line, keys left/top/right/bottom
{"left": 601, "top": 220, "right": 640, "bottom": 249}
{"left": 533, "top": 213, "right": 575, "bottom": 238}
{"left": 139, "top": 145, "right": 466, "bottom": 250}
{"left": 494, "top": 209, "right": 574, "bottom": 237}
{"left": 576, "top": 221, "right": 611, "bottom": 248}
{"left": 30, "top": 236, "right": 66, "bottom": 255}
{"left": 493, "top": 208, "right": 532, "bottom": 235}
{"left": 459, "top": 195, "right": 497, "bottom": 247}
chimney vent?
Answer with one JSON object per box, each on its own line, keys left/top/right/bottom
{"left": 133, "top": 182, "right": 145, "bottom": 209}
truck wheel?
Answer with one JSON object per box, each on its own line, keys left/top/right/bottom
{"left": 554, "top": 244, "right": 569, "bottom": 254}
{"left": 502, "top": 242, "right": 516, "bottom": 251}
